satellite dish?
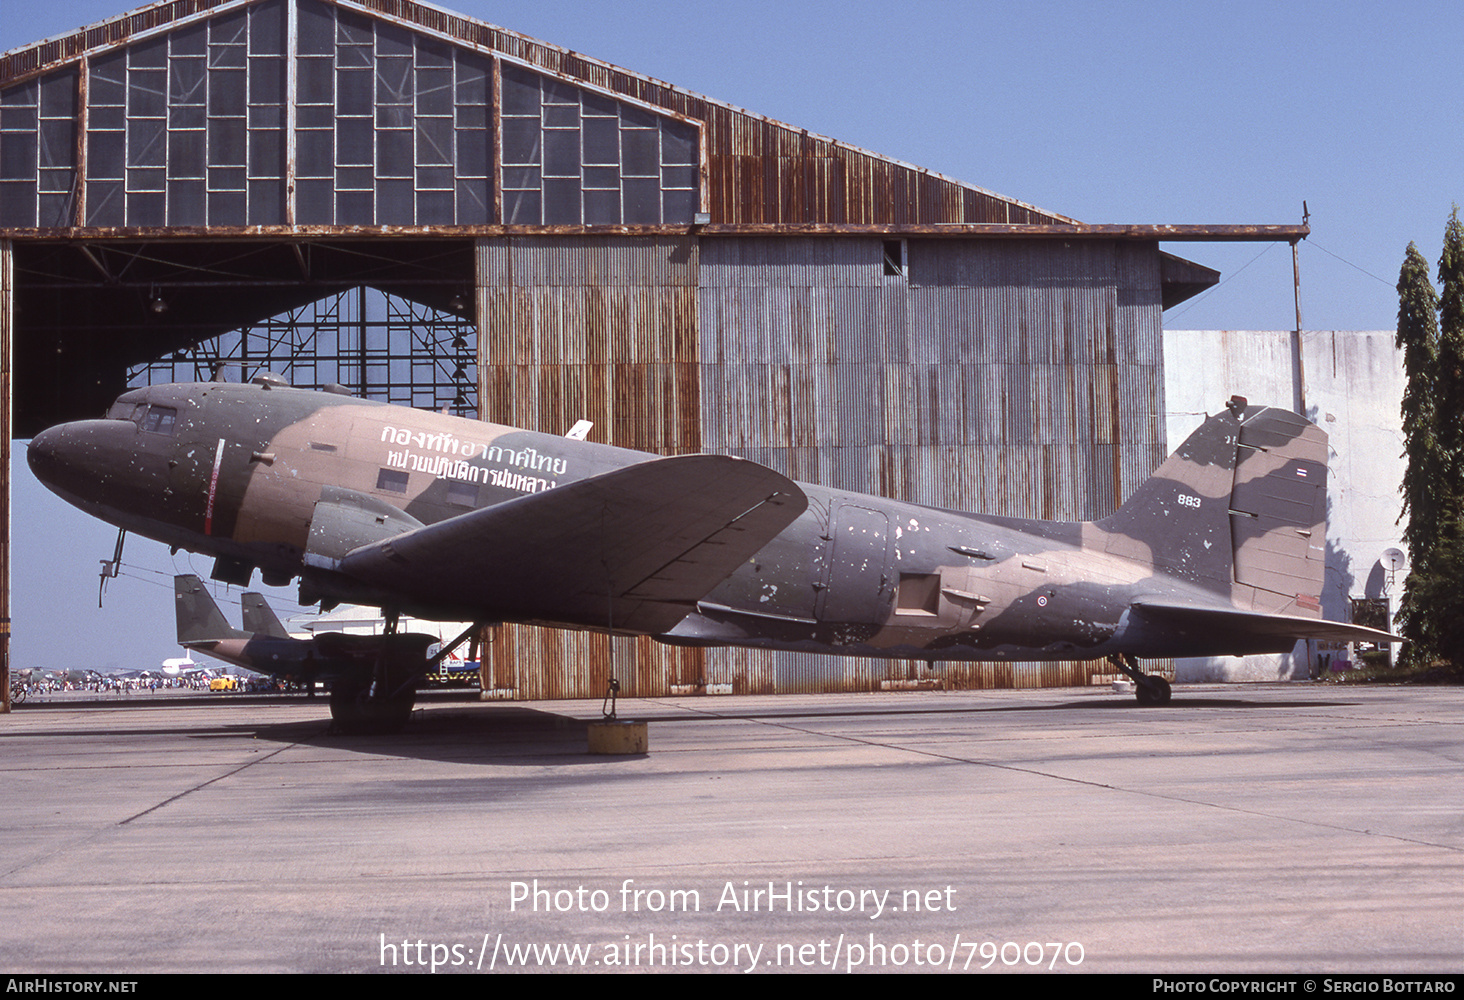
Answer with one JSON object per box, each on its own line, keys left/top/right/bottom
{"left": 1381, "top": 548, "right": 1407, "bottom": 571}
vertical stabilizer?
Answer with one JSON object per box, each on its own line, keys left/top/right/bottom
{"left": 1227, "top": 406, "right": 1329, "bottom": 616}
{"left": 241, "top": 592, "right": 290, "bottom": 638}
{"left": 1096, "top": 401, "right": 1241, "bottom": 591}
{"left": 175, "top": 575, "right": 247, "bottom": 644}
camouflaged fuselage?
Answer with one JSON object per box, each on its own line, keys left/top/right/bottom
{"left": 29, "top": 382, "right": 1354, "bottom": 663}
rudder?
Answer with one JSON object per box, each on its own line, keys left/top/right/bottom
{"left": 1095, "top": 398, "right": 1330, "bottom": 617}
{"left": 1227, "top": 405, "right": 1329, "bottom": 616}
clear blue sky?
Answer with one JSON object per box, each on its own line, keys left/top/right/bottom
{"left": 5, "top": 0, "right": 1462, "bottom": 670}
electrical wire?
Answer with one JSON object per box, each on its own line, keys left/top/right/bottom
{"left": 1164, "top": 241, "right": 1279, "bottom": 321}
{"left": 1302, "top": 238, "right": 1396, "bottom": 288}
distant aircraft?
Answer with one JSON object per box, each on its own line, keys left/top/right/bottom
{"left": 29, "top": 377, "right": 1399, "bottom": 729}
{"left": 159, "top": 653, "right": 200, "bottom": 676}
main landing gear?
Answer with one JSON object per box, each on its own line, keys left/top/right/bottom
{"left": 329, "top": 609, "right": 416, "bottom": 735}
{"left": 1107, "top": 653, "right": 1172, "bottom": 706}
{"left": 327, "top": 615, "right": 488, "bottom": 735}
{"left": 330, "top": 673, "right": 416, "bottom": 735}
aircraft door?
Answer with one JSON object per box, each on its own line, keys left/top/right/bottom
{"left": 817, "top": 503, "right": 891, "bottom": 624}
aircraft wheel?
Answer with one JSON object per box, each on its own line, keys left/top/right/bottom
{"left": 329, "top": 678, "right": 416, "bottom": 734}
{"left": 1134, "top": 676, "right": 1172, "bottom": 707}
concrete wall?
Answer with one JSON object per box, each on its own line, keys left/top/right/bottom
{"left": 1164, "top": 330, "right": 1405, "bottom": 681}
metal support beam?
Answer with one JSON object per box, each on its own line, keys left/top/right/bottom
{"left": 1291, "top": 202, "right": 1310, "bottom": 417}
{"left": 1, "top": 239, "right": 11, "bottom": 712}
{"left": 0, "top": 222, "right": 1312, "bottom": 242}
{"left": 1292, "top": 239, "right": 1307, "bottom": 416}
{"left": 473, "top": 238, "right": 496, "bottom": 699}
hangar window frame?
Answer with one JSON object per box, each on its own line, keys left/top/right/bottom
{"left": 0, "top": 68, "right": 80, "bottom": 229}
{"left": 882, "top": 239, "right": 907, "bottom": 280}
{"left": 0, "top": 0, "right": 709, "bottom": 232}
{"left": 126, "top": 287, "right": 480, "bottom": 418}
{"left": 498, "top": 61, "right": 701, "bottom": 227}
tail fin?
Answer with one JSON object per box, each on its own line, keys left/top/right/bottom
{"left": 1096, "top": 398, "right": 1329, "bottom": 617}
{"left": 241, "top": 592, "right": 290, "bottom": 638}
{"left": 175, "top": 575, "right": 247, "bottom": 644}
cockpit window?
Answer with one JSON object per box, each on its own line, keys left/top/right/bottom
{"left": 142, "top": 405, "right": 178, "bottom": 435}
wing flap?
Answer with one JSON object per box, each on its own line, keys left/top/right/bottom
{"left": 338, "top": 454, "right": 807, "bottom": 634}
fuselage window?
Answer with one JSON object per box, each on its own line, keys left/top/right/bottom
{"left": 143, "top": 405, "right": 178, "bottom": 435}
{"left": 446, "top": 481, "right": 478, "bottom": 508}
{"left": 376, "top": 468, "right": 410, "bottom": 494}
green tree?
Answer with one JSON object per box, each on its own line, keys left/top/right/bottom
{"left": 1433, "top": 209, "right": 1464, "bottom": 666}
{"left": 1394, "top": 241, "right": 1440, "bottom": 661}
{"left": 1395, "top": 210, "right": 1464, "bottom": 668}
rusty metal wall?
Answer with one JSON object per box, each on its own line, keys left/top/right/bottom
{"left": 697, "top": 236, "right": 1166, "bottom": 694}
{"left": 697, "top": 237, "right": 1166, "bottom": 515}
{"left": 476, "top": 235, "right": 708, "bottom": 700}
{"left": 475, "top": 234, "right": 1168, "bottom": 699}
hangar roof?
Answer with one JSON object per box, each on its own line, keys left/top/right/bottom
{"left": 0, "top": 0, "right": 1304, "bottom": 240}
{"left": 0, "top": 0, "right": 1072, "bottom": 234}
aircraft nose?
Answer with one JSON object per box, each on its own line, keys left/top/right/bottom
{"left": 26, "top": 423, "right": 71, "bottom": 484}
{"left": 27, "top": 419, "right": 139, "bottom": 506}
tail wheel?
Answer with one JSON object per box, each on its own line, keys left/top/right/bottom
{"left": 1109, "top": 653, "right": 1173, "bottom": 707}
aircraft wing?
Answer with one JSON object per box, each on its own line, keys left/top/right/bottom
{"left": 337, "top": 454, "right": 808, "bottom": 633}
{"left": 1132, "top": 600, "right": 1405, "bottom": 647}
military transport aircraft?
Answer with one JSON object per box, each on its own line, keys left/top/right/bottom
{"left": 28, "top": 376, "right": 1399, "bottom": 729}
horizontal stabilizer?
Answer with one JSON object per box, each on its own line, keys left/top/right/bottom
{"left": 313, "top": 631, "right": 438, "bottom": 660}
{"left": 338, "top": 454, "right": 808, "bottom": 634}
{"left": 1133, "top": 600, "right": 1404, "bottom": 649}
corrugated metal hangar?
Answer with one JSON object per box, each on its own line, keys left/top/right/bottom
{"left": 0, "top": 0, "right": 1309, "bottom": 700}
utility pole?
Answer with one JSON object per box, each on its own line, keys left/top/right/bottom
{"left": 1291, "top": 201, "right": 1309, "bottom": 416}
